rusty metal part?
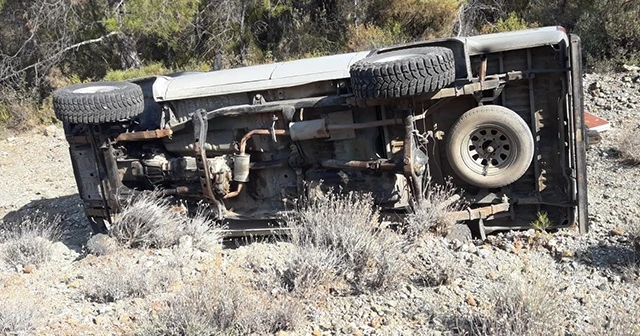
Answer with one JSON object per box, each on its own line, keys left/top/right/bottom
{"left": 169, "top": 96, "right": 349, "bottom": 131}
{"left": 289, "top": 118, "right": 403, "bottom": 141}
{"left": 320, "top": 159, "right": 399, "bottom": 170}
{"left": 439, "top": 194, "right": 461, "bottom": 210}
{"left": 224, "top": 182, "right": 244, "bottom": 199}
{"left": 448, "top": 202, "right": 510, "bottom": 221}
{"left": 328, "top": 118, "right": 403, "bottom": 131}
{"left": 306, "top": 169, "right": 410, "bottom": 206}
{"left": 162, "top": 186, "right": 190, "bottom": 196}
{"left": 193, "top": 109, "right": 224, "bottom": 217}
{"left": 116, "top": 129, "right": 173, "bottom": 142}
{"left": 250, "top": 158, "right": 289, "bottom": 170}
{"left": 289, "top": 119, "right": 329, "bottom": 141}
{"left": 403, "top": 111, "right": 423, "bottom": 203}
{"left": 239, "top": 129, "right": 288, "bottom": 154}
{"left": 232, "top": 154, "right": 251, "bottom": 182}
{"left": 479, "top": 55, "right": 487, "bottom": 82}
{"left": 225, "top": 128, "right": 289, "bottom": 200}
{"left": 349, "top": 79, "right": 502, "bottom": 107}
{"left": 85, "top": 207, "right": 109, "bottom": 217}
{"left": 90, "top": 126, "right": 128, "bottom": 214}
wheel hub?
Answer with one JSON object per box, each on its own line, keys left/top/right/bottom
{"left": 465, "top": 127, "right": 514, "bottom": 175}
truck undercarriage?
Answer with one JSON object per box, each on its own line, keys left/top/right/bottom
{"left": 56, "top": 27, "right": 588, "bottom": 236}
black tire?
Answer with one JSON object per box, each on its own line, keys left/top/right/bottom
{"left": 349, "top": 47, "right": 455, "bottom": 99}
{"left": 446, "top": 105, "right": 534, "bottom": 188}
{"left": 53, "top": 81, "right": 144, "bottom": 124}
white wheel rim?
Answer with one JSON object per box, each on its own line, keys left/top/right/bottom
{"left": 73, "top": 86, "right": 118, "bottom": 94}
{"left": 460, "top": 125, "right": 518, "bottom": 177}
{"left": 372, "top": 54, "right": 421, "bottom": 63}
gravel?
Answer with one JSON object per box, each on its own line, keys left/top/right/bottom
{"left": 1, "top": 71, "right": 640, "bottom": 334}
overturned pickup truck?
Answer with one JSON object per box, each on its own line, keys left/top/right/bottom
{"left": 54, "top": 27, "right": 588, "bottom": 236}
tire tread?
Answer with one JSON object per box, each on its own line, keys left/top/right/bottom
{"left": 53, "top": 81, "right": 144, "bottom": 124}
{"left": 350, "top": 47, "right": 456, "bottom": 99}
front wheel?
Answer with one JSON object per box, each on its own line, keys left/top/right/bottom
{"left": 446, "top": 105, "right": 534, "bottom": 189}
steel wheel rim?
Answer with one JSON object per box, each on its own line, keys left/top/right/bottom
{"left": 460, "top": 125, "right": 518, "bottom": 177}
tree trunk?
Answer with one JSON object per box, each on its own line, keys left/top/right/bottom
{"left": 239, "top": 2, "right": 247, "bottom": 66}
{"left": 105, "top": 0, "right": 142, "bottom": 69}
{"left": 115, "top": 34, "right": 142, "bottom": 69}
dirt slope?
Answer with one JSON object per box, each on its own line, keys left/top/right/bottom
{"left": 0, "top": 72, "right": 640, "bottom": 335}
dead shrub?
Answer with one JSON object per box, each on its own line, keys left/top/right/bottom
{"left": 0, "top": 101, "right": 31, "bottom": 131}
{"left": 109, "top": 193, "right": 223, "bottom": 250}
{"left": 0, "top": 295, "right": 41, "bottom": 335}
{"left": 84, "top": 261, "right": 168, "bottom": 303}
{"left": 285, "top": 191, "right": 404, "bottom": 292}
{"left": 450, "top": 279, "right": 565, "bottom": 336}
{"left": 150, "top": 279, "right": 243, "bottom": 335}
{"left": 86, "top": 233, "right": 120, "bottom": 256}
{"left": 0, "top": 214, "right": 62, "bottom": 269}
{"left": 241, "top": 296, "right": 305, "bottom": 334}
{"left": 0, "top": 93, "right": 55, "bottom": 132}
{"left": 145, "top": 277, "right": 304, "bottom": 335}
{"left": 181, "top": 209, "right": 224, "bottom": 252}
{"left": 618, "top": 124, "right": 640, "bottom": 165}
{"left": 592, "top": 308, "right": 640, "bottom": 335}
{"left": 408, "top": 239, "right": 458, "bottom": 287}
{"left": 280, "top": 245, "right": 343, "bottom": 294}
{"left": 404, "top": 180, "right": 465, "bottom": 241}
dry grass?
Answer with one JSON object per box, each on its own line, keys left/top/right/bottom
{"left": 408, "top": 239, "right": 459, "bottom": 287}
{"left": 85, "top": 234, "right": 119, "bottom": 256}
{"left": 404, "top": 180, "right": 465, "bottom": 240}
{"left": 0, "top": 214, "right": 62, "bottom": 269}
{"left": 279, "top": 244, "right": 343, "bottom": 294}
{"left": 414, "top": 257, "right": 456, "bottom": 287}
{"left": 145, "top": 277, "right": 304, "bottom": 335}
{"left": 593, "top": 308, "right": 640, "bottom": 335}
{"left": 0, "top": 295, "right": 41, "bottom": 335}
{"left": 110, "top": 193, "right": 223, "bottom": 250}
{"left": 84, "top": 261, "right": 169, "bottom": 303}
{"left": 284, "top": 191, "right": 404, "bottom": 292}
{"left": 451, "top": 278, "right": 565, "bottom": 336}
{"left": 618, "top": 124, "right": 640, "bottom": 165}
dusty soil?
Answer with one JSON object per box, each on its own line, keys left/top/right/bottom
{"left": 1, "top": 71, "right": 640, "bottom": 335}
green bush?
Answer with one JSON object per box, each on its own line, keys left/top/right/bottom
{"left": 346, "top": 23, "right": 407, "bottom": 52}
{"left": 0, "top": 99, "right": 54, "bottom": 132}
{"left": 574, "top": 0, "right": 640, "bottom": 70}
{"left": 104, "top": 62, "right": 171, "bottom": 81}
{"left": 103, "top": 62, "right": 211, "bottom": 81}
{"left": 383, "top": 0, "right": 461, "bottom": 39}
{"left": 481, "top": 12, "right": 536, "bottom": 34}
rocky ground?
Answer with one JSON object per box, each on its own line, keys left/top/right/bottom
{"left": 1, "top": 71, "right": 640, "bottom": 335}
